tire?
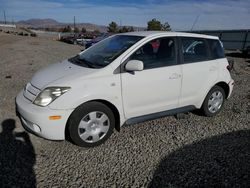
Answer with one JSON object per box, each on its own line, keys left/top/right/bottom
{"left": 68, "top": 102, "right": 115, "bottom": 147}
{"left": 201, "top": 86, "right": 226, "bottom": 117}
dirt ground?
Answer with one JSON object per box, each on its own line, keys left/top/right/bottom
{"left": 0, "top": 32, "right": 82, "bottom": 131}
{"left": 0, "top": 32, "right": 249, "bottom": 187}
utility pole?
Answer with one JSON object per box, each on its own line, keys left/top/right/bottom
{"left": 4, "top": 10, "right": 6, "bottom": 24}
{"left": 74, "top": 16, "right": 76, "bottom": 33}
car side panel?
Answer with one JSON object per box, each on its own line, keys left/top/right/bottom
{"left": 48, "top": 73, "right": 126, "bottom": 126}
{"left": 179, "top": 59, "right": 219, "bottom": 108}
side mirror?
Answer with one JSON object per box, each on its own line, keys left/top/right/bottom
{"left": 125, "top": 60, "right": 144, "bottom": 72}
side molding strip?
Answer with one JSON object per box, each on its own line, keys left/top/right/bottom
{"left": 125, "top": 105, "right": 196, "bottom": 125}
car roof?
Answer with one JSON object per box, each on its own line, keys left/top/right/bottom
{"left": 118, "top": 31, "right": 219, "bottom": 40}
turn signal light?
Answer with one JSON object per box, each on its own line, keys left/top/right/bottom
{"left": 49, "top": 116, "right": 61, "bottom": 120}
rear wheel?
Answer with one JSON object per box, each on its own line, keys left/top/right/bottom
{"left": 201, "top": 86, "right": 225, "bottom": 117}
{"left": 68, "top": 102, "right": 115, "bottom": 147}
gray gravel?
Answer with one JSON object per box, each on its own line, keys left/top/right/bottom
{"left": 0, "top": 32, "right": 249, "bottom": 187}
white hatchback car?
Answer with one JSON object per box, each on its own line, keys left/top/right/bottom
{"left": 16, "top": 31, "right": 234, "bottom": 147}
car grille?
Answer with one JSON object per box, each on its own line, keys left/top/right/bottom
{"left": 23, "top": 83, "right": 41, "bottom": 102}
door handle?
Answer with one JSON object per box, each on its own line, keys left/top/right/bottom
{"left": 169, "top": 73, "right": 181, "bottom": 79}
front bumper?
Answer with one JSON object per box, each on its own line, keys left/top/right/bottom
{"left": 16, "top": 91, "right": 74, "bottom": 140}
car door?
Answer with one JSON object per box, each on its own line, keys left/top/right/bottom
{"left": 121, "top": 37, "right": 182, "bottom": 119}
{"left": 179, "top": 37, "right": 219, "bottom": 107}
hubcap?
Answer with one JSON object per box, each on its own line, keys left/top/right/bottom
{"left": 208, "top": 91, "right": 223, "bottom": 113}
{"left": 78, "top": 111, "right": 110, "bottom": 143}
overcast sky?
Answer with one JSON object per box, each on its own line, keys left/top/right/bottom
{"left": 1, "top": 0, "right": 250, "bottom": 30}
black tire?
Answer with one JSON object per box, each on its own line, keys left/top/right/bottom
{"left": 201, "top": 85, "right": 226, "bottom": 117}
{"left": 67, "top": 102, "right": 115, "bottom": 147}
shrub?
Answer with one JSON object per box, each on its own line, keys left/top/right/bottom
{"left": 30, "top": 33, "right": 37, "bottom": 37}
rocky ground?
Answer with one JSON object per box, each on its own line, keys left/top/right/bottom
{"left": 0, "top": 32, "right": 249, "bottom": 187}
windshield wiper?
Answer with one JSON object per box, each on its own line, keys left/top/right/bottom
{"left": 78, "top": 57, "right": 95, "bottom": 68}
{"left": 70, "top": 55, "right": 95, "bottom": 68}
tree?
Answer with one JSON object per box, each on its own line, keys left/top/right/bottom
{"left": 161, "top": 22, "right": 171, "bottom": 31}
{"left": 119, "top": 26, "right": 135, "bottom": 33}
{"left": 81, "top": 27, "right": 87, "bottom": 33}
{"left": 128, "top": 26, "right": 134, "bottom": 32}
{"left": 66, "top": 25, "right": 72, "bottom": 32}
{"left": 74, "top": 27, "right": 80, "bottom": 33}
{"left": 147, "top": 18, "right": 161, "bottom": 31}
{"left": 119, "top": 26, "right": 129, "bottom": 33}
{"left": 62, "top": 25, "right": 72, "bottom": 33}
{"left": 94, "top": 29, "right": 100, "bottom": 34}
{"left": 147, "top": 18, "right": 171, "bottom": 31}
{"left": 107, "top": 21, "right": 119, "bottom": 33}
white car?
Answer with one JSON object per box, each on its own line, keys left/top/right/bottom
{"left": 16, "top": 31, "right": 234, "bottom": 147}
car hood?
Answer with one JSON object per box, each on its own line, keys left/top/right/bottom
{"left": 30, "top": 59, "right": 95, "bottom": 89}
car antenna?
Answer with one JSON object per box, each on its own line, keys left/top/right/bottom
{"left": 190, "top": 15, "right": 200, "bottom": 31}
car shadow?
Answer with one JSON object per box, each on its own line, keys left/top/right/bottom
{"left": 149, "top": 130, "right": 250, "bottom": 187}
{"left": 0, "top": 119, "right": 36, "bottom": 187}
{"left": 246, "top": 60, "right": 250, "bottom": 67}
{"left": 226, "top": 52, "right": 249, "bottom": 58}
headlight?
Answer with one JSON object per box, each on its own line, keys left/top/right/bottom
{"left": 33, "top": 87, "right": 70, "bottom": 107}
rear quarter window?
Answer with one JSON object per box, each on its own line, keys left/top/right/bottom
{"left": 207, "top": 39, "right": 225, "bottom": 59}
{"left": 181, "top": 37, "right": 210, "bottom": 63}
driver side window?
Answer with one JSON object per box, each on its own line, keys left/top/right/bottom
{"left": 129, "top": 37, "right": 177, "bottom": 69}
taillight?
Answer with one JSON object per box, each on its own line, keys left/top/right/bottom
{"left": 227, "top": 65, "right": 233, "bottom": 71}
{"left": 227, "top": 60, "right": 234, "bottom": 72}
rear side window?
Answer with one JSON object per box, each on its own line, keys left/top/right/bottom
{"left": 181, "top": 37, "right": 210, "bottom": 63}
{"left": 208, "top": 39, "right": 225, "bottom": 59}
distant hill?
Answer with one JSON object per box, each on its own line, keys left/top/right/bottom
{"left": 17, "top": 18, "right": 59, "bottom": 27}
{"left": 16, "top": 18, "right": 145, "bottom": 33}
{"left": 16, "top": 18, "right": 107, "bottom": 32}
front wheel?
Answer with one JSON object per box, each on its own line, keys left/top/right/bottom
{"left": 68, "top": 102, "right": 115, "bottom": 147}
{"left": 201, "top": 86, "right": 225, "bottom": 117}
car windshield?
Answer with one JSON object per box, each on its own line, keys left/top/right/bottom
{"left": 70, "top": 35, "right": 144, "bottom": 68}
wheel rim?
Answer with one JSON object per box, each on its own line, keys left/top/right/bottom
{"left": 78, "top": 111, "right": 110, "bottom": 143}
{"left": 208, "top": 91, "right": 224, "bottom": 113}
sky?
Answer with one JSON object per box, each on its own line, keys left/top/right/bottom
{"left": 1, "top": 0, "right": 250, "bottom": 30}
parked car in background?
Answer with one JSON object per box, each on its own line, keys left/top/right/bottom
{"left": 76, "top": 38, "right": 92, "bottom": 46}
{"left": 85, "top": 33, "right": 112, "bottom": 49}
{"left": 60, "top": 33, "right": 79, "bottom": 44}
{"left": 60, "top": 32, "right": 97, "bottom": 45}
{"left": 16, "top": 31, "right": 234, "bottom": 147}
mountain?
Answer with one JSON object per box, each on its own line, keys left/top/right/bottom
{"left": 16, "top": 18, "right": 145, "bottom": 33}
{"left": 16, "top": 18, "right": 107, "bottom": 32}
{"left": 17, "top": 18, "right": 59, "bottom": 27}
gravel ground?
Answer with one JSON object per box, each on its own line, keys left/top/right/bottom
{"left": 0, "top": 32, "right": 249, "bottom": 187}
